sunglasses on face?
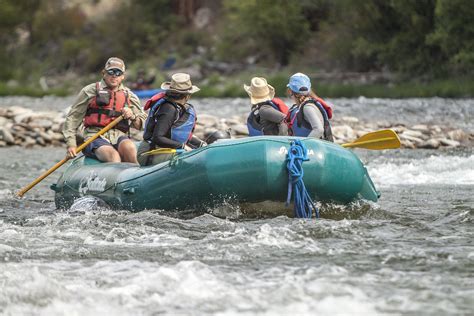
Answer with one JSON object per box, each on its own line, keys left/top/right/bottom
{"left": 106, "top": 69, "right": 124, "bottom": 77}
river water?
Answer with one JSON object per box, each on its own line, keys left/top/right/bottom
{"left": 0, "top": 97, "right": 473, "bottom": 315}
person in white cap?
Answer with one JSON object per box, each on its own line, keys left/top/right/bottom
{"left": 137, "top": 73, "right": 206, "bottom": 166}
{"left": 63, "top": 57, "right": 147, "bottom": 163}
{"left": 286, "top": 73, "right": 334, "bottom": 141}
{"left": 244, "top": 77, "right": 289, "bottom": 136}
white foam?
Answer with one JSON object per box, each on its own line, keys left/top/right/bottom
{"left": 368, "top": 155, "right": 474, "bottom": 186}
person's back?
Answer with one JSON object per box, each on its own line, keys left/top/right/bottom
{"left": 244, "top": 77, "right": 288, "bottom": 136}
{"left": 286, "top": 73, "right": 334, "bottom": 142}
{"left": 137, "top": 73, "right": 206, "bottom": 166}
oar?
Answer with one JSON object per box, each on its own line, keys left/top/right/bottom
{"left": 342, "top": 129, "right": 400, "bottom": 150}
{"left": 16, "top": 116, "right": 124, "bottom": 197}
{"left": 141, "top": 148, "right": 185, "bottom": 156}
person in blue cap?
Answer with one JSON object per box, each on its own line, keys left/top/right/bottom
{"left": 285, "top": 73, "right": 334, "bottom": 141}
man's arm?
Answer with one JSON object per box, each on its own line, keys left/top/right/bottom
{"left": 127, "top": 91, "right": 147, "bottom": 130}
{"left": 62, "top": 89, "right": 91, "bottom": 148}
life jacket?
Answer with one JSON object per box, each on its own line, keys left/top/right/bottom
{"left": 143, "top": 92, "right": 196, "bottom": 145}
{"left": 287, "top": 98, "right": 334, "bottom": 142}
{"left": 247, "top": 98, "right": 288, "bottom": 136}
{"left": 84, "top": 82, "right": 130, "bottom": 133}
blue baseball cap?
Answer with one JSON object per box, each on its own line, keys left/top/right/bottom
{"left": 287, "top": 73, "right": 311, "bottom": 95}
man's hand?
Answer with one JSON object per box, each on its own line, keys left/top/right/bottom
{"left": 67, "top": 146, "right": 77, "bottom": 158}
{"left": 122, "top": 108, "right": 135, "bottom": 120}
{"left": 184, "top": 145, "right": 193, "bottom": 151}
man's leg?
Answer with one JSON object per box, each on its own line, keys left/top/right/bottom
{"left": 117, "top": 139, "right": 138, "bottom": 164}
{"left": 94, "top": 145, "right": 121, "bottom": 162}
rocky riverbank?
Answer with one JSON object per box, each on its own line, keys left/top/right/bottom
{"left": 0, "top": 106, "right": 472, "bottom": 149}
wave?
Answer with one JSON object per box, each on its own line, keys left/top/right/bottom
{"left": 368, "top": 154, "right": 474, "bottom": 186}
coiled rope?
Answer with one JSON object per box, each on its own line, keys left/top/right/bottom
{"left": 285, "top": 140, "right": 319, "bottom": 218}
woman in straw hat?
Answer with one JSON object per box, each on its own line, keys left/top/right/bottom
{"left": 137, "top": 73, "right": 206, "bottom": 166}
{"left": 285, "top": 73, "right": 334, "bottom": 141}
{"left": 244, "top": 77, "right": 289, "bottom": 136}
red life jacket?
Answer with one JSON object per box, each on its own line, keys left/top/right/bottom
{"left": 144, "top": 91, "right": 166, "bottom": 111}
{"left": 314, "top": 96, "right": 332, "bottom": 119}
{"left": 271, "top": 97, "right": 289, "bottom": 115}
{"left": 84, "top": 82, "right": 130, "bottom": 132}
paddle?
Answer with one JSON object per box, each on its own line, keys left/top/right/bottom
{"left": 341, "top": 129, "right": 400, "bottom": 150}
{"left": 141, "top": 148, "right": 185, "bottom": 156}
{"left": 16, "top": 116, "right": 124, "bottom": 197}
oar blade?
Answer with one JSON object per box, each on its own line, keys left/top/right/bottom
{"left": 342, "top": 129, "right": 401, "bottom": 150}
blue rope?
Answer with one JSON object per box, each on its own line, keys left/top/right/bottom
{"left": 285, "top": 140, "right": 319, "bottom": 219}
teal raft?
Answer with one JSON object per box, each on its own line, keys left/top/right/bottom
{"left": 52, "top": 136, "right": 379, "bottom": 214}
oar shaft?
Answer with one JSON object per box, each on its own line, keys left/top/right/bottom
{"left": 16, "top": 116, "right": 124, "bottom": 197}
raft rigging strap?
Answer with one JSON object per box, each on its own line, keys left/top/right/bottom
{"left": 285, "top": 140, "right": 319, "bottom": 219}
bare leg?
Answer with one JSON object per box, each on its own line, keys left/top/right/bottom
{"left": 94, "top": 146, "right": 121, "bottom": 162}
{"left": 118, "top": 139, "right": 138, "bottom": 164}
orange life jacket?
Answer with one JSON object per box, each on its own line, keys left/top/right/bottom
{"left": 84, "top": 82, "right": 130, "bottom": 132}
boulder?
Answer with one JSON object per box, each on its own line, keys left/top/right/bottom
{"left": 418, "top": 139, "right": 440, "bottom": 149}
{"left": 231, "top": 124, "right": 249, "bottom": 136}
{"left": 0, "top": 127, "right": 15, "bottom": 144}
{"left": 447, "top": 129, "right": 469, "bottom": 142}
{"left": 439, "top": 138, "right": 460, "bottom": 147}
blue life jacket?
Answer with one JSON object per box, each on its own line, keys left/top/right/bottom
{"left": 247, "top": 100, "right": 286, "bottom": 136}
{"left": 143, "top": 97, "right": 196, "bottom": 145}
{"left": 288, "top": 99, "right": 334, "bottom": 141}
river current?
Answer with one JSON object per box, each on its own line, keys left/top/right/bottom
{"left": 0, "top": 97, "right": 473, "bottom": 315}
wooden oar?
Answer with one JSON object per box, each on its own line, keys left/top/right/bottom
{"left": 16, "top": 116, "right": 124, "bottom": 197}
{"left": 342, "top": 129, "right": 400, "bottom": 150}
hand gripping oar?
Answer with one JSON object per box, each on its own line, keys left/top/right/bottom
{"left": 342, "top": 129, "right": 401, "bottom": 150}
{"left": 16, "top": 116, "right": 124, "bottom": 197}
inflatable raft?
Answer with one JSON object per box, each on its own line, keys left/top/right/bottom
{"left": 52, "top": 137, "right": 379, "bottom": 214}
{"left": 132, "top": 88, "right": 162, "bottom": 99}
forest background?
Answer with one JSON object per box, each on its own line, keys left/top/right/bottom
{"left": 0, "top": 0, "right": 473, "bottom": 98}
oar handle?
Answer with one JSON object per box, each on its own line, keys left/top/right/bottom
{"left": 16, "top": 116, "right": 124, "bottom": 197}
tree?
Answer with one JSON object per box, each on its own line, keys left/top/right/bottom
{"left": 218, "top": 0, "right": 310, "bottom": 66}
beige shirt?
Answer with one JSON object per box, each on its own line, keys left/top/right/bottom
{"left": 62, "top": 80, "right": 147, "bottom": 148}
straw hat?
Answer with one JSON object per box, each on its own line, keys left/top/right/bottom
{"left": 243, "top": 77, "right": 275, "bottom": 104}
{"left": 161, "top": 73, "right": 200, "bottom": 94}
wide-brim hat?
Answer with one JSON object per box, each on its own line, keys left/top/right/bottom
{"left": 161, "top": 73, "right": 200, "bottom": 94}
{"left": 243, "top": 77, "right": 275, "bottom": 104}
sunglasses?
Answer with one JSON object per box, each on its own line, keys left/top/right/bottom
{"left": 106, "top": 69, "right": 124, "bottom": 77}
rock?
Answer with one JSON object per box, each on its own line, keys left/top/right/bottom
{"left": 399, "top": 134, "right": 424, "bottom": 146}
{"left": 341, "top": 116, "right": 359, "bottom": 123}
{"left": 0, "top": 108, "right": 8, "bottom": 117}
{"left": 8, "top": 106, "right": 32, "bottom": 118}
{"left": 38, "top": 131, "right": 52, "bottom": 142}
{"left": 438, "top": 138, "right": 460, "bottom": 147}
{"left": 0, "top": 117, "right": 9, "bottom": 127}
{"left": 430, "top": 125, "right": 442, "bottom": 133}
{"left": 401, "top": 130, "right": 424, "bottom": 138}
{"left": 29, "top": 119, "right": 53, "bottom": 129}
{"left": 418, "top": 139, "right": 440, "bottom": 149}
{"left": 401, "top": 139, "right": 416, "bottom": 149}
{"left": 231, "top": 124, "right": 249, "bottom": 136}
{"left": 332, "top": 125, "right": 355, "bottom": 140}
{"left": 0, "top": 127, "right": 15, "bottom": 144}
{"left": 197, "top": 114, "right": 219, "bottom": 127}
{"left": 36, "top": 137, "right": 46, "bottom": 146}
{"left": 411, "top": 124, "right": 429, "bottom": 132}
{"left": 447, "top": 129, "right": 469, "bottom": 142}
{"left": 24, "top": 136, "right": 36, "bottom": 148}
{"left": 0, "top": 140, "right": 6, "bottom": 147}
